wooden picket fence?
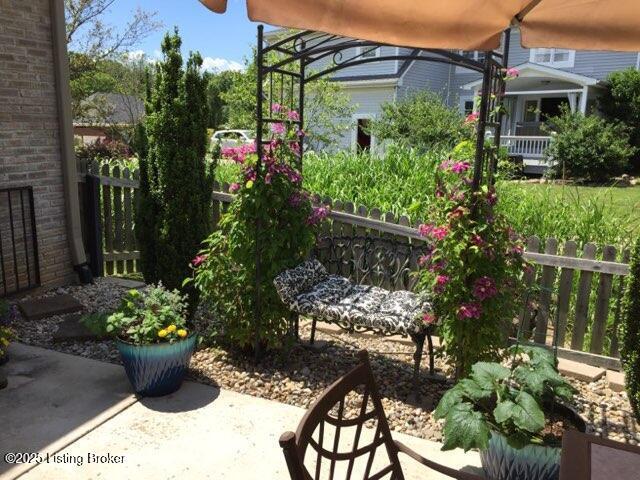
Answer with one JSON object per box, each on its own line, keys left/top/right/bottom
{"left": 78, "top": 162, "right": 140, "bottom": 276}
{"left": 78, "top": 171, "right": 632, "bottom": 368}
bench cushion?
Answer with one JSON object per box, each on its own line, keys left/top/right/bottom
{"left": 274, "top": 263, "right": 431, "bottom": 337}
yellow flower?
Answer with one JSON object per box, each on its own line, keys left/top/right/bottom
{"left": 167, "top": 324, "right": 177, "bottom": 333}
{"left": 177, "top": 329, "right": 187, "bottom": 338}
{"left": 245, "top": 180, "right": 254, "bottom": 189}
{"left": 158, "top": 329, "right": 168, "bottom": 338}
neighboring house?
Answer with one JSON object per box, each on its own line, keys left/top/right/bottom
{"left": 266, "top": 29, "right": 640, "bottom": 173}
{"left": 74, "top": 92, "right": 145, "bottom": 145}
{"left": 1, "top": 0, "right": 88, "bottom": 296}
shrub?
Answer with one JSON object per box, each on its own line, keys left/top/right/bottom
{"left": 370, "top": 91, "right": 474, "bottom": 152}
{"left": 435, "top": 345, "right": 575, "bottom": 451}
{"left": 75, "top": 138, "right": 135, "bottom": 171}
{"left": 0, "top": 300, "right": 15, "bottom": 357}
{"left": 189, "top": 104, "right": 326, "bottom": 352}
{"left": 545, "top": 107, "right": 635, "bottom": 182}
{"left": 621, "top": 237, "right": 640, "bottom": 420}
{"left": 415, "top": 159, "right": 529, "bottom": 377}
{"left": 599, "top": 68, "right": 640, "bottom": 170}
{"left": 136, "top": 29, "right": 214, "bottom": 293}
{"left": 106, "top": 285, "right": 190, "bottom": 345}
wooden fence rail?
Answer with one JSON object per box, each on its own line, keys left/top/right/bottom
{"left": 78, "top": 171, "right": 632, "bottom": 368}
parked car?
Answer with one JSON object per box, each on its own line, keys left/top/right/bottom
{"left": 211, "top": 129, "right": 255, "bottom": 149}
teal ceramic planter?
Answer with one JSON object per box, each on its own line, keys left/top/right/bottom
{"left": 116, "top": 333, "right": 197, "bottom": 397}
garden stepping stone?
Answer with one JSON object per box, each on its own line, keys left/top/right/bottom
{"left": 52, "top": 315, "right": 104, "bottom": 343}
{"left": 558, "top": 358, "right": 606, "bottom": 383}
{"left": 606, "top": 370, "right": 626, "bottom": 393}
{"left": 18, "top": 294, "right": 83, "bottom": 321}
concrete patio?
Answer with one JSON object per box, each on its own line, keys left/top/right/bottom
{"left": 0, "top": 343, "right": 481, "bottom": 480}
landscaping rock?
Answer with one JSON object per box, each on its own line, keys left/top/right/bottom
{"left": 9, "top": 279, "right": 640, "bottom": 446}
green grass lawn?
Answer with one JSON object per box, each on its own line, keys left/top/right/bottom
{"left": 514, "top": 183, "right": 640, "bottom": 231}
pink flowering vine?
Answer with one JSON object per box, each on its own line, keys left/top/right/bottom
{"left": 192, "top": 254, "right": 207, "bottom": 267}
{"left": 423, "top": 313, "right": 437, "bottom": 325}
{"left": 472, "top": 276, "right": 498, "bottom": 300}
{"left": 271, "top": 122, "right": 286, "bottom": 135}
{"left": 457, "top": 302, "right": 482, "bottom": 320}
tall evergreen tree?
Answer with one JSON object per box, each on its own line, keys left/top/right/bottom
{"left": 621, "top": 237, "right": 640, "bottom": 420}
{"left": 136, "top": 29, "right": 213, "bottom": 291}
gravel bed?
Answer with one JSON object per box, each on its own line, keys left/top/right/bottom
{"left": 8, "top": 281, "right": 640, "bottom": 446}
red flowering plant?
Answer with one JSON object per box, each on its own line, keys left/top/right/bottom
{"left": 186, "top": 104, "right": 329, "bottom": 350}
{"left": 415, "top": 157, "right": 529, "bottom": 378}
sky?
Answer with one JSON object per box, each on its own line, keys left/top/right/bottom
{"left": 101, "top": 0, "right": 272, "bottom": 72}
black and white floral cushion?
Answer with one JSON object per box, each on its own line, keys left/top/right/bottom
{"left": 274, "top": 261, "right": 431, "bottom": 336}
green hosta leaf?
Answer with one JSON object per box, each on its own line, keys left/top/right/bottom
{"left": 505, "top": 432, "right": 530, "bottom": 449}
{"left": 442, "top": 402, "right": 491, "bottom": 452}
{"left": 459, "top": 378, "right": 493, "bottom": 401}
{"left": 512, "top": 391, "right": 545, "bottom": 433}
{"left": 552, "top": 384, "right": 576, "bottom": 402}
{"left": 513, "top": 361, "right": 567, "bottom": 399}
{"left": 471, "top": 362, "right": 510, "bottom": 390}
{"left": 492, "top": 391, "right": 545, "bottom": 435}
{"left": 434, "top": 385, "right": 465, "bottom": 420}
{"left": 493, "top": 399, "right": 517, "bottom": 425}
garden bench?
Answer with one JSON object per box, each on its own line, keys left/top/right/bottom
{"left": 274, "top": 236, "right": 437, "bottom": 397}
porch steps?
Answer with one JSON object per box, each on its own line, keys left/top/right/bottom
{"left": 17, "top": 294, "right": 83, "bottom": 321}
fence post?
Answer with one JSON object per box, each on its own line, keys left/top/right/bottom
{"left": 84, "top": 173, "right": 104, "bottom": 277}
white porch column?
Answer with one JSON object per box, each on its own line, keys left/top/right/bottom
{"left": 579, "top": 86, "right": 589, "bottom": 114}
{"left": 567, "top": 92, "right": 578, "bottom": 112}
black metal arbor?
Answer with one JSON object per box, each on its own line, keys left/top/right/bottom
{"left": 251, "top": 25, "right": 511, "bottom": 356}
{"left": 254, "top": 25, "right": 511, "bottom": 189}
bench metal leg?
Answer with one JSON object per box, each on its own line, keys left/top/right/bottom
{"left": 309, "top": 317, "right": 317, "bottom": 345}
{"left": 289, "top": 312, "right": 300, "bottom": 340}
{"left": 426, "top": 331, "right": 435, "bottom": 376}
{"left": 410, "top": 332, "right": 426, "bottom": 400}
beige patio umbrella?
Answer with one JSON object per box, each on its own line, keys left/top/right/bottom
{"left": 200, "top": 0, "right": 640, "bottom": 52}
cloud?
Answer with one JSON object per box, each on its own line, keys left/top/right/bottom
{"left": 125, "top": 49, "right": 146, "bottom": 60}
{"left": 201, "top": 57, "right": 245, "bottom": 73}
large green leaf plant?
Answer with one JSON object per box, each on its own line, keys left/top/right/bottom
{"left": 434, "top": 345, "right": 575, "bottom": 452}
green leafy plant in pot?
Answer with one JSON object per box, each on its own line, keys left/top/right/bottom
{"left": 435, "top": 345, "right": 585, "bottom": 480}
{"left": 107, "top": 285, "right": 196, "bottom": 397}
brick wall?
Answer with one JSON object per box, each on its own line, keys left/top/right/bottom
{"left": 0, "top": 0, "right": 75, "bottom": 292}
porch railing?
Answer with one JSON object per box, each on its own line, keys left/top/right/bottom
{"left": 498, "top": 135, "right": 552, "bottom": 160}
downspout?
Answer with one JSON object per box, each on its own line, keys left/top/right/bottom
{"left": 49, "top": 0, "right": 93, "bottom": 283}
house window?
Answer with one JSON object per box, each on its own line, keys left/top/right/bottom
{"left": 529, "top": 48, "right": 575, "bottom": 68}
{"left": 460, "top": 97, "right": 475, "bottom": 115}
{"left": 459, "top": 50, "right": 485, "bottom": 62}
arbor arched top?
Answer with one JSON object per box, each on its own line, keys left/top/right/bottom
{"left": 262, "top": 29, "right": 504, "bottom": 81}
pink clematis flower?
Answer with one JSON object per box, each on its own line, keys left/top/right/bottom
{"left": 465, "top": 112, "right": 479, "bottom": 123}
{"left": 473, "top": 276, "right": 498, "bottom": 300}
{"left": 434, "top": 274, "right": 450, "bottom": 293}
{"left": 192, "top": 255, "right": 207, "bottom": 267}
{"left": 423, "top": 313, "right": 437, "bottom": 325}
{"left": 287, "top": 110, "right": 300, "bottom": 121}
{"left": 271, "top": 122, "right": 286, "bottom": 135}
{"left": 451, "top": 161, "right": 471, "bottom": 174}
{"left": 431, "top": 226, "right": 449, "bottom": 241}
{"left": 457, "top": 302, "right": 482, "bottom": 320}
{"left": 505, "top": 67, "right": 520, "bottom": 79}
{"left": 229, "top": 182, "right": 240, "bottom": 193}
{"left": 271, "top": 103, "right": 282, "bottom": 113}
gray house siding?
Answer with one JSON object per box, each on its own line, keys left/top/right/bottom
{"left": 398, "top": 53, "right": 453, "bottom": 101}
{"left": 333, "top": 85, "right": 396, "bottom": 151}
